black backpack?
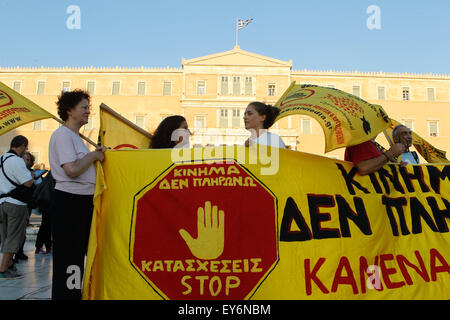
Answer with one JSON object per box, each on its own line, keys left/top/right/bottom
{"left": 0, "top": 155, "right": 36, "bottom": 206}
{"left": 31, "top": 171, "right": 55, "bottom": 210}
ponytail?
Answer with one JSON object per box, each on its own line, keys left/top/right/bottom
{"left": 248, "top": 102, "right": 280, "bottom": 129}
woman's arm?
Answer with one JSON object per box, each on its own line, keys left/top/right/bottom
{"left": 62, "top": 147, "right": 106, "bottom": 178}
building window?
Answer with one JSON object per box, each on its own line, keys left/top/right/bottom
{"left": 62, "top": 81, "right": 71, "bottom": 92}
{"left": 427, "top": 88, "right": 435, "bottom": 101}
{"left": 112, "top": 81, "right": 121, "bottom": 95}
{"left": 197, "top": 80, "right": 206, "bottom": 95}
{"left": 137, "top": 81, "right": 146, "bottom": 96}
{"left": 220, "top": 76, "right": 228, "bottom": 95}
{"left": 402, "top": 87, "right": 410, "bottom": 101}
{"left": 268, "top": 83, "right": 276, "bottom": 96}
{"left": 33, "top": 120, "right": 42, "bottom": 131}
{"left": 163, "top": 81, "right": 172, "bottom": 96}
{"left": 12, "top": 81, "right": 21, "bottom": 93}
{"left": 86, "top": 81, "right": 96, "bottom": 95}
{"left": 194, "top": 116, "right": 206, "bottom": 129}
{"left": 135, "top": 116, "right": 145, "bottom": 129}
{"left": 402, "top": 119, "right": 414, "bottom": 131}
{"left": 301, "top": 118, "right": 312, "bottom": 134}
{"left": 36, "top": 81, "right": 45, "bottom": 95}
{"left": 428, "top": 121, "right": 439, "bottom": 137}
{"left": 232, "top": 109, "right": 241, "bottom": 128}
{"left": 232, "top": 76, "right": 240, "bottom": 96}
{"left": 219, "top": 109, "right": 228, "bottom": 128}
{"left": 245, "top": 77, "right": 253, "bottom": 95}
{"left": 352, "top": 85, "right": 361, "bottom": 97}
{"left": 377, "top": 86, "right": 386, "bottom": 100}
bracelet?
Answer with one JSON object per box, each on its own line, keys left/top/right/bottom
{"left": 382, "top": 152, "right": 390, "bottom": 162}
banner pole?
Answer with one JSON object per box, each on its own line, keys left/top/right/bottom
{"left": 383, "top": 129, "right": 394, "bottom": 146}
{"left": 51, "top": 116, "right": 99, "bottom": 148}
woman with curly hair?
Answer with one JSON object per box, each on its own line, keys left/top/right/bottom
{"left": 49, "top": 89, "right": 106, "bottom": 300}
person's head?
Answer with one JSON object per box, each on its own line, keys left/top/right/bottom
{"left": 23, "top": 151, "right": 35, "bottom": 169}
{"left": 392, "top": 124, "right": 412, "bottom": 148}
{"left": 244, "top": 102, "right": 280, "bottom": 131}
{"left": 56, "top": 89, "right": 91, "bottom": 126}
{"left": 10, "top": 135, "right": 28, "bottom": 157}
{"left": 150, "top": 115, "right": 190, "bottom": 149}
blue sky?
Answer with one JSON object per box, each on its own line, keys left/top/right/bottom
{"left": 1, "top": 0, "right": 449, "bottom": 74}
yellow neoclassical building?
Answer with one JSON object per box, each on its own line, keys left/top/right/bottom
{"left": 0, "top": 45, "right": 449, "bottom": 167}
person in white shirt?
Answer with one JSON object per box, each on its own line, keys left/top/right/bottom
{"left": 0, "top": 135, "right": 34, "bottom": 279}
{"left": 392, "top": 124, "right": 420, "bottom": 164}
{"left": 12, "top": 152, "right": 41, "bottom": 262}
{"left": 49, "top": 89, "right": 106, "bottom": 300}
{"left": 243, "top": 101, "right": 286, "bottom": 149}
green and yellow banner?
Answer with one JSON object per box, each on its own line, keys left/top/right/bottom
{"left": 0, "top": 81, "right": 54, "bottom": 135}
{"left": 83, "top": 146, "right": 450, "bottom": 299}
{"left": 274, "top": 83, "right": 391, "bottom": 153}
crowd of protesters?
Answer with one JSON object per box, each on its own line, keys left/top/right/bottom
{"left": 0, "top": 87, "right": 417, "bottom": 299}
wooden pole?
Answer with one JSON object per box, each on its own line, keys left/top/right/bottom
{"left": 51, "top": 116, "right": 99, "bottom": 148}
{"left": 383, "top": 129, "right": 394, "bottom": 147}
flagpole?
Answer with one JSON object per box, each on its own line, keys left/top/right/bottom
{"left": 235, "top": 18, "right": 238, "bottom": 47}
{"left": 51, "top": 116, "right": 99, "bottom": 148}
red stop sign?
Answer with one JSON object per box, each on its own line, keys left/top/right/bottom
{"left": 130, "top": 161, "right": 279, "bottom": 300}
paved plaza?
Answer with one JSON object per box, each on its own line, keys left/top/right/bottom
{"left": 0, "top": 215, "right": 52, "bottom": 300}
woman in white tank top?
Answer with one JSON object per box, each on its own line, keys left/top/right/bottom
{"left": 243, "top": 101, "right": 286, "bottom": 149}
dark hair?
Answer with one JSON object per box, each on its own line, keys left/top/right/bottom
{"left": 248, "top": 102, "right": 280, "bottom": 129}
{"left": 392, "top": 124, "right": 407, "bottom": 142}
{"left": 24, "top": 151, "right": 35, "bottom": 168}
{"left": 10, "top": 135, "right": 28, "bottom": 149}
{"left": 150, "top": 115, "right": 186, "bottom": 149}
{"left": 56, "top": 89, "right": 90, "bottom": 121}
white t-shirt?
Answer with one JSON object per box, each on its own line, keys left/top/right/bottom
{"left": 49, "top": 126, "right": 96, "bottom": 195}
{"left": 0, "top": 152, "right": 33, "bottom": 206}
{"left": 251, "top": 132, "right": 286, "bottom": 149}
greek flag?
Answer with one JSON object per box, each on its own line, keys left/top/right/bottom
{"left": 237, "top": 18, "right": 253, "bottom": 30}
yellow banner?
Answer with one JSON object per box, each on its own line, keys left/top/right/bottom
{"left": 98, "top": 103, "right": 152, "bottom": 149}
{"left": 384, "top": 118, "right": 449, "bottom": 163}
{"left": 0, "top": 81, "right": 54, "bottom": 135}
{"left": 274, "top": 83, "right": 391, "bottom": 153}
{"left": 83, "top": 146, "right": 450, "bottom": 300}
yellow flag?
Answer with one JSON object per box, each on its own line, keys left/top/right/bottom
{"left": 98, "top": 103, "right": 152, "bottom": 149}
{"left": 385, "top": 118, "right": 449, "bottom": 163}
{"left": 83, "top": 146, "right": 450, "bottom": 300}
{"left": 0, "top": 81, "right": 54, "bottom": 135}
{"left": 274, "top": 82, "right": 391, "bottom": 153}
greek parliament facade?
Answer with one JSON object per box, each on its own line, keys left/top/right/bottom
{"left": 0, "top": 46, "right": 449, "bottom": 167}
